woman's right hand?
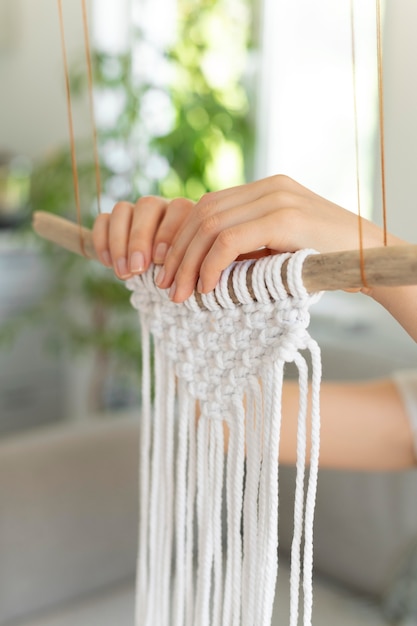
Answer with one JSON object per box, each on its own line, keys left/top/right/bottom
{"left": 150, "top": 175, "right": 393, "bottom": 303}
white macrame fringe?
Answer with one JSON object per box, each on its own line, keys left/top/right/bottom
{"left": 128, "top": 250, "right": 323, "bottom": 626}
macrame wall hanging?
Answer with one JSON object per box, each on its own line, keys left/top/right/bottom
{"left": 31, "top": 1, "right": 417, "bottom": 625}
{"left": 128, "top": 253, "right": 322, "bottom": 626}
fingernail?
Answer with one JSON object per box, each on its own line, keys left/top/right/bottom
{"left": 169, "top": 281, "right": 177, "bottom": 300}
{"left": 101, "top": 250, "right": 112, "bottom": 267}
{"left": 153, "top": 242, "right": 168, "bottom": 264}
{"left": 130, "top": 251, "right": 145, "bottom": 274}
{"left": 155, "top": 266, "right": 165, "bottom": 287}
{"left": 197, "top": 277, "right": 203, "bottom": 293}
{"left": 116, "top": 257, "right": 129, "bottom": 278}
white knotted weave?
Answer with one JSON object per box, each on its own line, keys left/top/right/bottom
{"left": 126, "top": 250, "right": 323, "bottom": 626}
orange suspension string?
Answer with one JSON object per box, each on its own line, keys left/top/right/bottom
{"left": 376, "top": 0, "right": 388, "bottom": 245}
{"left": 57, "top": 0, "right": 87, "bottom": 257}
{"left": 81, "top": 0, "right": 102, "bottom": 215}
{"left": 349, "top": 0, "right": 368, "bottom": 287}
{"left": 57, "top": 0, "right": 102, "bottom": 258}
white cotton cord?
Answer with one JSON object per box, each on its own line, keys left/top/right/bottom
{"left": 250, "top": 256, "right": 273, "bottom": 304}
{"left": 157, "top": 349, "right": 171, "bottom": 626}
{"left": 302, "top": 339, "right": 322, "bottom": 626}
{"left": 286, "top": 249, "right": 318, "bottom": 300}
{"left": 254, "top": 364, "right": 274, "bottom": 625}
{"left": 205, "top": 418, "right": 222, "bottom": 626}
{"left": 200, "top": 289, "right": 222, "bottom": 312}
{"left": 184, "top": 290, "right": 203, "bottom": 313}
{"left": 214, "top": 262, "right": 237, "bottom": 309}
{"left": 211, "top": 419, "right": 225, "bottom": 626}
{"left": 241, "top": 383, "right": 255, "bottom": 623}
{"left": 242, "top": 378, "right": 263, "bottom": 626}
{"left": 231, "top": 402, "right": 246, "bottom": 626}
{"left": 173, "top": 381, "right": 190, "bottom": 626}
{"left": 221, "top": 407, "right": 245, "bottom": 626}
{"left": 195, "top": 417, "right": 213, "bottom": 626}
{"left": 135, "top": 316, "right": 151, "bottom": 624}
{"left": 146, "top": 341, "right": 166, "bottom": 625}
{"left": 161, "top": 363, "right": 176, "bottom": 625}
{"left": 260, "top": 360, "right": 284, "bottom": 626}
{"left": 232, "top": 259, "right": 257, "bottom": 305}
{"left": 289, "top": 353, "right": 309, "bottom": 626}
{"left": 221, "top": 415, "right": 235, "bottom": 626}
{"left": 265, "top": 253, "right": 292, "bottom": 302}
{"left": 185, "top": 396, "right": 197, "bottom": 626}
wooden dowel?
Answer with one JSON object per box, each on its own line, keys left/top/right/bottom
{"left": 33, "top": 210, "right": 98, "bottom": 261}
{"left": 292, "top": 245, "right": 417, "bottom": 292}
{"left": 32, "top": 210, "right": 417, "bottom": 293}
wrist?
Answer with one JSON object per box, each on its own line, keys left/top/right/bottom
{"left": 362, "top": 282, "right": 417, "bottom": 343}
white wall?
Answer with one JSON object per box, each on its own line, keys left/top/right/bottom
{"left": 376, "top": 0, "right": 417, "bottom": 241}
{"left": 0, "top": 0, "right": 91, "bottom": 159}
{"left": 255, "top": 0, "right": 379, "bottom": 218}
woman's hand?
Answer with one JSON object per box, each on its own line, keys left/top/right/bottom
{"left": 92, "top": 195, "right": 194, "bottom": 280}
{"left": 152, "top": 175, "right": 388, "bottom": 302}
{"left": 92, "top": 175, "right": 398, "bottom": 302}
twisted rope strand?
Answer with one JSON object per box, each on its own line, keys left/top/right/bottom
{"left": 289, "top": 354, "right": 309, "bottom": 626}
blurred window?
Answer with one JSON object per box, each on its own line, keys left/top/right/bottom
{"left": 256, "top": 0, "right": 386, "bottom": 217}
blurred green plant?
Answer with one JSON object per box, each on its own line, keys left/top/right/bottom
{"left": 5, "top": 0, "right": 254, "bottom": 410}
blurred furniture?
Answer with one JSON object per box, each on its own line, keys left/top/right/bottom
{"left": 0, "top": 410, "right": 414, "bottom": 626}
{"left": 0, "top": 243, "right": 67, "bottom": 435}
{"left": 0, "top": 414, "right": 139, "bottom": 626}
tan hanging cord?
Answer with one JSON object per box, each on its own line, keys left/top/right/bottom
{"left": 57, "top": 0, "right": 102, "bottom": 260}
{"left": 350, "top": 0, "right": 368, "bottom": 288}
{"left": 57, "top": 0, "right": 86, "bottom": 257}
{"left": 376, "top": 0, "right": 388, "bottom": 245}
{"left": 350, "top": 0, "right": 387, "bottom": 284}
{"left": 80, "top": 0, "right": 102, "bottom": 215}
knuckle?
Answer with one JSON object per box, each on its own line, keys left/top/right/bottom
{"left": 217, "top": 227, "right": 237, "bottom": 250}
{"left": 271, "top": 189, "right": 297, "bottom": 209}
{"left": 175, "top": 264, "right": 197, "bottom": 282}
{"left": 199, "top": 191, "right": 217, "bottom": 205}
{"left": 196, "top": 189, "right": 220, "bottom": 207}
{"left": 111, "top": 201, "right": 132, "bottom": 217}
{"left": 165, "top": 244, "right": 181, "bottom": 264}
{"left": 128, "top": 228, "right": 147, "bottom": 248}
{"left": 195, "top": 198, "right": 218, "bottom": 222}
{"left": 168, "top": 196, "right": 193, "bottom": 212}
{"left": 276, "top": 205, "right": 303, "bottom": 230}
{"left": 200, "top": 213, "right": 221, "bottom": 236}
{"left": 156, "top": 224, "right": 177, "bottom": 243}
{"left": 272, "top": 173, "right": 294, "bottom": 189}
{"left": 93, "top": 212, "right": 108, "bottom": 230}
{"left": 135, "top": 195, "right": 165, "bottom": 212}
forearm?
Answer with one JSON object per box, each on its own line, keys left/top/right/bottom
{"left": 365, "top": 283, "right": 417, "bottom": 343}
{"left": 353, "top": 227, "right": 417, "bottom": 343}
{"left": 279, "top": 379, "right": 417, "bottom": 470}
